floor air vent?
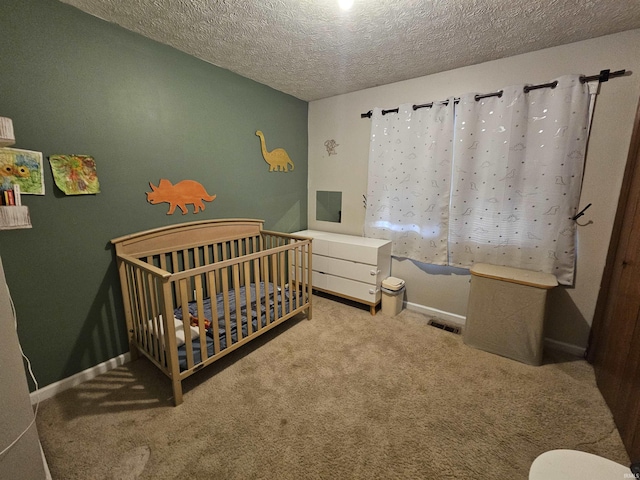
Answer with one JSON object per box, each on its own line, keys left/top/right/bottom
{"left": 427, "top": 319, "right": 461, "bottom": 335}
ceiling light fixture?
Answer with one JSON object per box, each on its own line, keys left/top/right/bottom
{"left": 338, "top": 0, "right": 353, "bottom": 11}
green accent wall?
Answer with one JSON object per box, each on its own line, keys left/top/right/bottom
{"left": 0, "top": 0, "right": 308, "bottom": 389}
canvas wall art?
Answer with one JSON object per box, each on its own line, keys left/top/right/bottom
{"left": 0, "top": 147, "right": 45, "bottom": 194}
{"left": 49, "top": 154, "right": 100, "bottom": 195}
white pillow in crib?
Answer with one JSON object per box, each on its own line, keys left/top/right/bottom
{"left": 148, "top": 315, "right": 199, "bottom": 347}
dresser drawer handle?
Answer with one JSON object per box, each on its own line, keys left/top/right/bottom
{"left": 369, "top": 287, "right": 379, "bottom": 295}
{"left": 370, "top": 269, "right": 380, "bottom": 276}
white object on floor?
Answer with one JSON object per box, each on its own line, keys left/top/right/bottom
{"left": 529, "top": 449, "right": 630, "bottom": 479}
{"left": 381, "top": 276, "right": 405, "bottom": 316}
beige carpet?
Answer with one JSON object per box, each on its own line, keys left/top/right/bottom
{"left": 36, "top": 294, "right": 630, "bottom": 479}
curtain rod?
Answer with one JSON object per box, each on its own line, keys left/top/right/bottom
{"left": 360, "top": 69, "right": 629, "bottom": 119}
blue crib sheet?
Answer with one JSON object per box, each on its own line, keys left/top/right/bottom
{"left": 174, "top": 282, "right": 301, "bottom": 370}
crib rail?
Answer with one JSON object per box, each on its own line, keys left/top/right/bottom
{"left": 114, "top": 226, "right": 312, "bottom": 405}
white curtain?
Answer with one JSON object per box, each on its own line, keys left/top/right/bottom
{"left": 449, "top": 75, "right": 591, "bottom": 284}
{"left": 364, "top": 101, "right": 455, "bottom": 264}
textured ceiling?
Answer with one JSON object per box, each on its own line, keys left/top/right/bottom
{"left": 58, "top": 0, "right": 640, "bottom": 101}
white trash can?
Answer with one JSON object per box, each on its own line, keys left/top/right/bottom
{"left": 381, "top": 277, "right": 406, "bottom": 316}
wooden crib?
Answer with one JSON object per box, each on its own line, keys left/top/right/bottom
{"left": 111, "top": 219, "right": 312, "bottom": 405}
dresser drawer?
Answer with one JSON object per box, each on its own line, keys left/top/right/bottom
{"left": 312, "top": 237, "right": 386, "bottom": 265}
{"left": 313, "top": 254, "right": 383, "bottom": 285}
{"left": 313, "top": 271, "right": 381, "bottom": 304}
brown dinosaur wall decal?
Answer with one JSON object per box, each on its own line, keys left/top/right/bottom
{"left": 256, "top": 130, "right": 295, "bottom": 172}
{"left": 146, "top": 179, "right": 216, "bottom": 215}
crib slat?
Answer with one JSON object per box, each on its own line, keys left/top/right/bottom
{"left": 203, "top": 245, "right": 212, "bottom": 297}
{"left": 232, "top": 264, "right": 243, "bottom": 342}
{"left": 146, "top": 273, "right": 160, "bottom": 364}
{"left": 133, "top": 266, "right": 146, "bottom": 347}
{"left": 129, "top": 266, "right": 141, "bottom": 345}
{"left": 279, "top": 250, "right": 287, "bottom": 315}
{"left": 222, "top": 241, "right": 229, "bottom": 261}
{"left": 307, "top": 242, "right": 313, "bottom": 314}
{"left": 160, "top": 280, "right": 183, "bottom": 405}
{"left": 194, "top": 246, "right": 202, "bottom": 268}
{"left": 302, "top": 243, "right": 308, "bottom": 295}
{"left": 286, "top": 244, "right": 294, "bottom": 312}
{"left": 212, "top": 243, "right": 221, "bottom": 295}
{"left": 170, "top": 250, "right": 180, "bottom": 310}
{"left": 207, "top": 271, "right": 221, "bottom": 355}
{"left": 144, "top": 274, "right": 155, "bottom": 351}
{"left": 182, "top": 249, "right": 189, "bottom": 269}
{"left": 171, "top": 250, "right": 179, "bottom": 273}
{"left": 244, "top": 261, "right": 253, "bottom": 336}
{"left": 262, "top": 256, "right": 271, "bottom": 325}
{"left": 304, "top": 243, "right": 310, "bottom": 304}
{"left": 221, "top": 266, "right": 232, "bottom": 346}
{"left": 136, "top": 268, "right": 151, "bottom": 351}
{"left": 193, "top": 275, "right": 208, "bottom": 363}
{"left": 159, "top": 252, "right": 167, "bottom": 271}
{"left": 182, "top": 248, "right": 192, "bottom": 302}
{"left": 194, "top": 246, "right": 207, "bottom": 305}
{"left": 179, "top": 278, "right": 195, "bottom": 370}
{"left": 271, "top": 253, "right": 279, "bottom": 323}
{"left": 237, "top": 239, "right": 246, "bottom": 285}
{"left": 124, "top": 264, "right": 139, "bottom": 344}
{"left": 297, "top": 242, "right": 305, "bottom": 305}
{"left": 247, "top": 236, "right": 254, "bottom": 256}
{"left": 153, "top": 277, "right": 167, "bottom": 368}
{"left": 295, "top": 244, "right": 303, "bottom": 307}
{"left": 137, "top": 269, "right": 149, "bottom": 347}
{"left": 253, "top": 258, "right": 262, "bottom": 331}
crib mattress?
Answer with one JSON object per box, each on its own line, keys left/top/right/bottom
{"left": 173, "top": 282, "right": 301, "bottom": 370}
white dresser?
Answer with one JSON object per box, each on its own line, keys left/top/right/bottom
{"left": 294, "top": 230, "right": 391, "bottom": 315}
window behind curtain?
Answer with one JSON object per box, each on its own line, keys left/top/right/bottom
{"left": 364, "top": 101, "right": 455, "bottom": 265}
{"left": 449, "top": 75, "right": 591, "bottom": 285}
{"left": 364, "top": 75, "right": 591, "bottom": 285}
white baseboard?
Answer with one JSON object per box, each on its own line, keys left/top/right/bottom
{"left": 40, "top": 441, "right": 52, "bottom": 480}
{"left": 30, "top": 352, "right": 131, "bottom": 405}
{"left": 404, "top": 301, "right": 466, "bottom": 326}
{"left": 405, "top": 302, "right": 585, "bottom": 358}
{"left": 544, "top": 338, "right": 586, "bottom": 358}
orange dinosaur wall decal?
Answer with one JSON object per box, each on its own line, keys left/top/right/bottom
{"left": 256, "top": 130, "right": 295, "bottom": 172}
{"left": 146, "top": 179, "right": 216, "bottom": 215}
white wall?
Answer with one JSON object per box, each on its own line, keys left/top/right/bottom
{"left": 308, "top": 30, "right": 640, "bottom": 351}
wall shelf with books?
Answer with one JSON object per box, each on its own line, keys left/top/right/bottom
{"left": 0, "top": 184, "right": 31, "bottom": 230}
{"left": 0, "top": 206, "right": 31, "bottom": 230}
{"left": 0, "top": 117, "right": 32, "bottom": 230}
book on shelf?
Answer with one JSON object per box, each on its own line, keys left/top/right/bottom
{"left": 1, "top": 185, "right": 21, "bottom": 206}
{"left": 12, "top": 184, "right": 21, "bottom": 206}
{"left": 2, "top": 189, "right": 14, "bottom": 206}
